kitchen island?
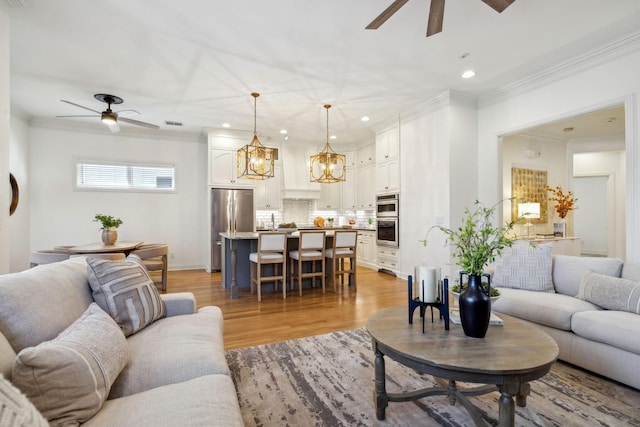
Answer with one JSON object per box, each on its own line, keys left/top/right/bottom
{"left": 220, "top": 229, "right": 365, "bottom": 298}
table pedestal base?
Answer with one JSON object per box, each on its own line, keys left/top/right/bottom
{"left": 373, "top": 349, "right": 531, "bottom": 427}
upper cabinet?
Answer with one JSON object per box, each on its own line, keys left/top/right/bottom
{"left": 318, "top": 182, "right": 342, "bottom": 210}
{"left": 375, "top": 125, "right": 400, "bottom": 194}
{"left": 375, "top": 127, "right": 399, "bottom": 162}
{"left": 356, "top": 163, "right": 375, "bottom": 209}
{"left": 356, "top": 143, "right": 376, "bottom": 166}
{"left": 342, "top": 167, "right": 357, "bottom": 210}
{"left": 209, "top": 148, "right": 254, "bottom": 187}
{"left": 254, "top": 164, "right": 283, "bottom": 209}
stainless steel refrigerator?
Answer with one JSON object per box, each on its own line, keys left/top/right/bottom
{"left": 211, "top": 188, "right": 254, "bottom": 271}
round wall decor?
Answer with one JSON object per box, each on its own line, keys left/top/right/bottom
{"left": 9, "top": 173, "right": 19, "bottom": 215}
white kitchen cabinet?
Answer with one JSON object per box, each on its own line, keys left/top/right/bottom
{"left": 318, "top": 181, "right": 342, "bottom": 210}
{"left": 356, "top": 163, "right": 376, "bottom": 209}
{"left": 377, "top": 246, "right": 399, "bottom": 273}
{"left": 344, "top": 151, "right": 356, "bottom": 168}
{"left": 357, "top": 143, "right": 376, "bottom": 166}
{"left": 357, "top": 230, "right": 377, "bottom": 270}
{"left": 209, "top": 148, "right": 254, "bottom": 187}
{"left": 375, "top": 159, "right": 400, "bottom": 194}
{"left": 375, "top": 126, "right": 399, "bottom": 162}
{"left": 342, "top": 167, "right": 356, "bottom": 210}
{"left": 254, "top": 164, "right": 282, "bottom": 209}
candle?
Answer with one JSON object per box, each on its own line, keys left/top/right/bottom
{"left": 415, "top": 266, "right": 439, "bottom": 303}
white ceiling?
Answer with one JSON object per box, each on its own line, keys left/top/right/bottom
{"left": 6, "top": 0, "right": 640, "bottom": 145}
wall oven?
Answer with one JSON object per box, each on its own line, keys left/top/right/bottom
{"left": 376, "top": 193, "right": 399, "bottom": 218}
{"left": 376, "top": 217, "right": 399, "bottom": 247}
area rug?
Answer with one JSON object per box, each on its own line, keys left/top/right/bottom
{"left": 226, "top": 328, "right": 640, "bottom": 426}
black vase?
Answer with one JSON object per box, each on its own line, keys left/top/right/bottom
{"left": 458, "top": 273, "right": 491, "bottom": 338}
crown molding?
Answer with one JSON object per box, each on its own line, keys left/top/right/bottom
{"left": 400, "top": 90, "right": 479, "bottom": 125}
{"left": 479, "top": 31, "right": 640, "bottom": 107}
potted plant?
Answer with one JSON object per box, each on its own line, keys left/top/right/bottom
{"left": 546, "top": 185, "right": 578, "bottom": 237}
{"left": 421, "top": 199, "right": 518, "bottom": 338}
{"left": 94, "top": 214, "right": 123, "bottom": 245}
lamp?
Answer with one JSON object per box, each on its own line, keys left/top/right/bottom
{"left": 237, "top": 93, "right": 275, "bottom": 180}
{"left": 310, "top": 104, "right": 346, "bottom": 183}
{"left": 518, "top": 202, "right": 540, "bottom": 238}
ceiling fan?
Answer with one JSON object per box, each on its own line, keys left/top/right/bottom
{"left": 57, "top": 94, "right": 159, "bottom": 132}
{"left": 366, "top": 0, "right": 515, "bottom": 37}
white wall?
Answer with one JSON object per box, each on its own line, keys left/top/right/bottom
{"left": 9, "top": 115, "right": 30, "bottom": 272}
{"left": 0, "top": 8, "right": 10, "bottom": 274}
{"left": 28, "top": 125, "right": 207, "bottom": 270}
{"left": 477, "top": 38, "right": 640, "bottom": 261}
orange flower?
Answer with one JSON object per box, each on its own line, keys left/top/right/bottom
{"left": 546, "top": 185, "right": 577, "bottom": 219}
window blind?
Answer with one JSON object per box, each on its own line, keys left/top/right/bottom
{"left": 76, "top": 161, "right": 175, "bottom": 192}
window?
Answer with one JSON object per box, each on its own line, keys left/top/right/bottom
{"left": 76, "top": 160, "right": 176, "bottom": 192}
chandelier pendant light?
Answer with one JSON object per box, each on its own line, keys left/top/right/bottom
{"left": 237, "top": 93, "right": 275, "bottom": 180}
{"left": 310, "top": 104, "right": 346, "bottom": 184}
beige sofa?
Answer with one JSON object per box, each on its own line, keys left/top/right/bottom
{"left": 491, "top": 253, "right": 640, "bottom": 390}
{"left": 0, "top": 257, "right": 244, "bottom": 426}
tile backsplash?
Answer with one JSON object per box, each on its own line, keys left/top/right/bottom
{"left": 256, "top": 200, "right": 375, "bottom": 229}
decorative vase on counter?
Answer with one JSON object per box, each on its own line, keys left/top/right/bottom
{"left": 101, "top": 228, "right": 118, "bottom": 245}
{"left": 458, "top": 272, "right": 491, "bottom": 338}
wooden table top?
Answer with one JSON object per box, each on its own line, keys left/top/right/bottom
{"left": 366, "top": 305, "right": 559, "bottom": 375}
{"left": 66, "top": 241, "right": 143, "bottom": 253}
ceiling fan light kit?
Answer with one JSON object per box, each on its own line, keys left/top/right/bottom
{"left": 237, "top": 93, "right": 276, "bottom": 180}
{"left": 367, "top": 0, "right": 515, "bottom": 37}
{"left": 310, "top": 104, "right": 346, "bottom": 184}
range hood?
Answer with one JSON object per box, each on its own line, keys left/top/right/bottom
{"left": 281, "top": 145, "right": 321, "bottom": 199}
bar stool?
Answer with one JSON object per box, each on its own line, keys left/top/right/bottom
{"left": 325, "top": 230, "right": 358, "bottom": 292}
{"left": 250, "top": 232, "right": 287, "bottom": 302}
{"left": 289, "top": 230, "right": 326, "bottom": 296}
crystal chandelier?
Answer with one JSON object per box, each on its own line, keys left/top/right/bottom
{"left": 310, "top": 104, "right": 346, "bottom": 183}
{"left": 237, "top": 93, "right": 275, "bottom": 180}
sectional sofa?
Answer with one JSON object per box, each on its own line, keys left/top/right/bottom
{"left": 0, "top": 256, "right": 244, "bottom": 426}
{"left": 489, "top": 244, "right": 640, "bottom": 390}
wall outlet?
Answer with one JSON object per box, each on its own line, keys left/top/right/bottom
{"left": 170, "top": 252, "right": 175, "bottom": 259}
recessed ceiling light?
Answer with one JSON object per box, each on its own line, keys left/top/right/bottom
{"left": 280, "top": 129, "right": 288, "bottom": 134}
{"left": 222, "top": 123, "right": 231, "bottom": 128}
{"left": 361, "top": 116, "right": 370, "bottom": 122}
{"left": 461, "top": 70, "right": 476, "bottom": 79}
{"left": 330, "top": 135, "right": 337, "bottom": 140}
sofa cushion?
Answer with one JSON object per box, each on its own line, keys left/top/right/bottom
{"left": 552, "top": 255, "right": 623, "bottom": 297}
{"left": 572, "top": 310, "right": 640, "bottom": 354}
{"left": 577, "top": 271, "right": 640, "bottom": 314}
{"left": 0, "top": 333, "right": 16, "bottom": 380}
{"left": 0, "top": 374, "right": 48, "bottom": 427}
{"left": 11, "top": 303, "right": 128, "bottom": 426}
{"left": 492, "top": 287, "right": 601, "bottom": 330}
{"left": 109, "top": 306, "right": 229, "bottom": 399}
{"left": 621, "top": 261, "right": 640, "bottom": 282}
{"left": 492, "top": 243, "right": 554, "bottom": 292}
{"left": 0, "top": 258, "right": 92, "bottom": 352}
{"left": 87, "top": 255, "right": 166, "bottom": 336}
{"left": 84, "top": 375, "right": 243, "bottom": 427}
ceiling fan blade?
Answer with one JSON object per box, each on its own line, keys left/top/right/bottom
{"left": 56, "top": 115, "right": 99, "bottom": 118}
{"left": 60, "top": 99, "right": 101, "bottom": 114}
{"left": 116, "top": 109, "right": 140, "bottom": 118}
{"left": 365, "top": 0, "right": 410, "bottom": 29}
{"left": 426, "top": 0, "right": 445, "bottom": 37}
{"left": 108, "top": 122, "right": 120, "bottom": 133}
{"left": 119, "top": 117, "right": 160, "bottom": 130}
{"left": 481, "top": 0, "right": 515, "bottom": 13}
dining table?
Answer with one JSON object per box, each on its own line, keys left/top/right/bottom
{"left": 64, "top": 240, "right": 144, "bottom": 255}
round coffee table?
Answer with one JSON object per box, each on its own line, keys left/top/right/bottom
{"left": 366, "top": 305, "right": 559, "bottom": 427}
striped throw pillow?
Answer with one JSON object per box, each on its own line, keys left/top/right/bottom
{"left": 87, "top": 254, "right": 166, "bottom": 336}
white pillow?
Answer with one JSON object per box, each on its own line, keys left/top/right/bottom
{"left": 0, "top": 373, "right": 48, "bottom": 427}
{"left": 11, "top": 303, "right": 128, "bottom": 425}
{"left": 492, "top": 243, "right": 554, "bottom": 292}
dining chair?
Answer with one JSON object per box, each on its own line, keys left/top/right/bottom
{"left": 29, "top": 250, "right": 70, "bottom": 268}
{"left": 325, "top": 230, "right": 358, "bottom": 292}
{"left": 131, "top": 243, "right": 169, "bottom": 292}
{"left": 289, "top": 230, "right": 326, "bottom": 296}
{"left": 250, "top": 232, "right": 287, "bottom": 302}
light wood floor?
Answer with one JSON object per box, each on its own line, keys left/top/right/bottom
{"left": 164, "top": 266, "right": 407, "bottom": 350}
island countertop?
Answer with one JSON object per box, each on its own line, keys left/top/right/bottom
{"left": 220, "top": 227, "right": 374, "bottom": 240}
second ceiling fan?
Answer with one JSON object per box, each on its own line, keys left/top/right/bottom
{"left": 366, "top": 0, "right": 515, "bottom": 37}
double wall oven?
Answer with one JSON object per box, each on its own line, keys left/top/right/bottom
{"left": 376, "top": 194, "right": 399, "bottom": 247}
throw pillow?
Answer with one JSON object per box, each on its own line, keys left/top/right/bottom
{"left": 492, "top": 243, "right": 554, "bottom": 292}
{"left": 577, "top": 271, "right": 640, "bottom": 314}
{"left": 87, "top": 254, "right": 166, "bottom": 336}
{"left": 11, "top": 303, "right": 128, "bottom": 426}
{"left": 0, "top": 373, "right": 49, "bottom": 427}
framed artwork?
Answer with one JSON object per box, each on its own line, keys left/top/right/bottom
{"left": 511, "top": 167, "right": 548, "bottom": 223}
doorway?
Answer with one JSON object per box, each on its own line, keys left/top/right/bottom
{"left": 573, "top": 175, "right": 610, "bottom": 256}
